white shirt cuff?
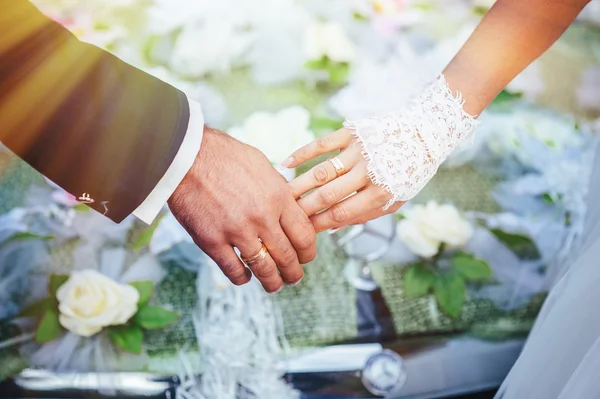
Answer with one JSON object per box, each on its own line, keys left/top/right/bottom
{"left": 132, "top": 99, "right": 204, "bottom": 225}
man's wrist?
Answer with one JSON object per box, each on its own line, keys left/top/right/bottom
{"left": 132, "top": 99, "right": 205, "bottom": 224}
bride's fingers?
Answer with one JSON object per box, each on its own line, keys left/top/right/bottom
{"left": 346, "top": 201, "right": 405, "bottom": 226}
{"left": 288, "top": 149, "right": 360, "bottom": 199}
{"left": 297, "top": 165, "right": 369, "bottom": 216}
{"left": 310, "top": 186, "right": 393, "bottom": 233}
{"left": 282, "top": 128, "right": 353, "bottom": 168}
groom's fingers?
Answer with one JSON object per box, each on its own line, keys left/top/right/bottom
{"left": 298, "top": 166, "right": 367, "bottom": 216}
{"left": 204, "top": 245, "right": 252, "bottom": 286}
{"left": 280, "top": 201, "right": 317, "bottom": 265}
{"left": 261, "top": 227, "right": 304, "bottom": 285}
{"left": 310, "top": 187, "right": 392, "bottom": 233}
{"left": 236, "top": 239, "right": 284, "bottom": 293}
{"left": 285, "top": 128, "right": 352, "bottom": 168}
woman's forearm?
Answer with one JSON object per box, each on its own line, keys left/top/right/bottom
{"left": 444, "top": 0, "right": 591, "bottom": 116}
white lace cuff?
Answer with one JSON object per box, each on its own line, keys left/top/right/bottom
{"left": 345, "top": 75, "right": 479, "bottom": 209}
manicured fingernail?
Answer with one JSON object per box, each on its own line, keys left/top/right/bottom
{"left": 280, "top": 156, "right": 294, "bottom": 168}
{"left": 290, "top": 279, "right": 303, "bottom": 287}
{"left": 328, "top": 227, "right": 342, "bottom": 234}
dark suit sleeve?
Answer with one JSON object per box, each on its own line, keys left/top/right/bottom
{"left": 0, "top": 0, "right": 191, "bottom": 223}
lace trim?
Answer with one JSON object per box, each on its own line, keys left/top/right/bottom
{"left": 345, "top": 75, "right": 479, "bottom": 209}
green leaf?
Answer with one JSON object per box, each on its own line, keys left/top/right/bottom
{"left": 413, "top": 3, "right": 433, "bottom": 11}
{"left": 129, "top": 281, "right": 155, "bottom": 307}
{"left": 433, "top": 272, "right": 466, "bottom": 319}
{"left": 72, "top": 204, "right": 91, "bottom": 213}
{"left": 310, "top": 117, "right": 344, "bottom": 132}
{"left": 134, "top": 306, "right": 179, "bottom": 330}
{"left": 541, "top": 193, "right": 554, "bottom": 204}
{"left": 19, "top": 297, "right": 55, "bottom": 318}
{"left": 35, "top": 308, "right": 64, "bottom": 343}
{"left": 490, "top": 229, "right": 541, "bottom": 260}
{"left": 132, "top": 214, "right": 164, "bottom": 251}
{"left": 492, "top": 90, "right": 523, "bottom": 104}
{"left": 403, "top": 263, "right": 436, "bottom": 297}
{"left": 541, "top": 193, "right": 562, "bottom": 205}
{"left": 49, "top": 275, "right": 69, "bottom": 297}
{"left": 451, "top": 252, "right": 493, "bottom": 282}
{"left": 328, "top": 63, "right": 350, "bottom": 85}
{"left": 473, "top": 6, "right": 489, "bottom": 16}
{"left": 305, "top": 57, "right": 329, "bottom": 70}
{"left": 4, "top": 232, "right": 54, "bottom": 245}
{"left": 108, "top": 325, "right": 143, "bottom": 354}
{"left": 353, "top": 11, "right": 369, "bottom": 21}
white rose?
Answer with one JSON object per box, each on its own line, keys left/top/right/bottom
{"left": 397, "top": 218, "right": 440, "bottom": 258}
{"left": 304, "top": 22, "right": 356, "bottom": 63}
{"left": 230, "top": 106, "right": 315, "bottom": 164}
{"left": 56, "top": 270, "right": 140, "bottom": 337}
{"left": 397, "top": 201, "right": 473, "bottom": 257}
{"left": 483, "top": 110, "right": 581, "bottom": 160}
{"left": 522, "top": 112, "right": 580, "bottom": 150}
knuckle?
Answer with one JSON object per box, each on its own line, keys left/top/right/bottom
{"left": 313, "top": 165, "right": 330, "bottom": 185}
{"left": 220, "top": 262, "right": 243, "bottom": 278}
{"left": 297, "top": 232, "right": 317, "bottom": 252}
{"left": 250, "top": 211, "right": 270, "bottom": 227}
{"left": 227, "top": 226, "right": 248, "bottom": 242}
{"left": 253, "top": 261, "right": 275, "bottom": 279}
{"left": 319, "top": 187, "right": 338, "bottom": 206}
{"left": 280, "top": 247, "right": 298, "bottom": 266}
{"left": 230, "top": 274, "right": 249, "bottom": 286}
{"left": 316, "top": 136, "right": 331, "bottom": 150}
{"left": 276, "top": 185, "right": 294, "bottom": 201}
{"left": 193, "top": 229, "right": 219, "bottom": 247}
{"left": 331, "top": 205, "right": 347, "bottom": 223}
{"left": 294, "top": 147, "right": 307, "bottom": 160}
{"left": 202, "top": 235, "right": 223, "bottom": 249}
{"left": 375, "top": 188, "right": 391, "bottom": 203}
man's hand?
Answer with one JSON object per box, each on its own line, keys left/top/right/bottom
{"left": 168, "top": 127, "right": 317, "bottom": 293}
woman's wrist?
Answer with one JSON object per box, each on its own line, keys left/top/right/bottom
{"left": 344, "top": 75, "right": 479, "bottom": 206}
{"left": 442, "top": 59, "right": 499, "bottom": 117}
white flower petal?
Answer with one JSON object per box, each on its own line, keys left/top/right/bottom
{"left": 56, "top": 269, "right": 141, "bottom": 337}
{"left": 397, "top": 219, "right": 440, "bottom": 258}
{"left": 59, "top": 315, "right": 102, "bottom": 338}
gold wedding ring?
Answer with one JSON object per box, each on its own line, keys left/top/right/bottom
{"left": 329, "top": 156, "right": 346, "bottom": 177}
{"left": 242, "top": 243, "right": 269, "bottom": 266}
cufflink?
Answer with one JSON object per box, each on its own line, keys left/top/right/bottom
{"left": 78, "top": 193, "right": 95, "bottom": 204}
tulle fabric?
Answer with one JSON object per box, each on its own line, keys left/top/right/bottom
{"left": 496, "top": 148, "right": 600, "bottom": 398}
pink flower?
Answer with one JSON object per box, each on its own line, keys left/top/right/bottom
{"left": 45, "top": 178, "right": 79, "bottom": 207}
{"left": 370, "top": 0, "right": 422, "bottom": 37}
{"left": 51, "top": 191, "right": 79, "bottom": 207}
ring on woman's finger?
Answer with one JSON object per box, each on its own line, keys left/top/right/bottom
{"left": 328, "top": 156, "right": 346, "bottom": 177}
{"left": 241, "top": 243, "right": 269, "bottom": 266}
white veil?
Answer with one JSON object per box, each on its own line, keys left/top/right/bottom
{"left": 496, "top": 148, "right": 600, "bottom": 398}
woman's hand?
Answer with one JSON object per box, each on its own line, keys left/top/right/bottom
{"left": 284, "top": 128, "right": 404, "bottom": 233}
